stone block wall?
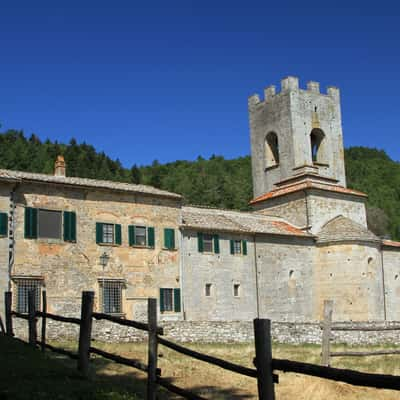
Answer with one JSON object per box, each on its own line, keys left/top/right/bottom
{"left": 9, "top": 182, "right": 182, "bottom": 321}
{"left": 12, "top": 318, "right": 400, "bottom": 345}
{"left": 182, "top": 229, "right": 258, "bottom": 321}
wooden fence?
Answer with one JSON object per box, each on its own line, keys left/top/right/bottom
{"left": 321, "top": 300, "right": 400, "bottom": 366}
{"left": 5, "top": 291, "right": 400, "bottom": 399}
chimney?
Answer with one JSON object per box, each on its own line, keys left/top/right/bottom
{"left": 54, "top": 155, "right": 66, "bottom": 177}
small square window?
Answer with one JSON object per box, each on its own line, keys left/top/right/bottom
{"left": 102, "top": 224, "right": 114, "bottom": 244}
{"left": 205, "top": 283, "right": 212, "bottom": 297}
{"left": 135, "top": 226, "right": 147, "bottom": 246}
{"left": 38, "top": 209, "right": 62, "bottom": 239}
{"left": 203, "top": 234, "right": 213, "bottom": 252}
{"left": 233, "top": 284, "right": 240, "bottom": 297}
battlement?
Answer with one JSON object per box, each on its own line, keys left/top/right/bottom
{"left": 248, "top": 76, "right": 340, "bottom": 108}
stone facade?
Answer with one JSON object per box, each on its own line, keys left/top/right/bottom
{"left": 2, "top": 76, "right": 400, "bottom": 344}
{"left": 5, "top": 179, "right": 182, "bottom": 322}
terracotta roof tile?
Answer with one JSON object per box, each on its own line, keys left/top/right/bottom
{"left": 317, "top": 215, "right": 379, "bottom": 243}
{"left": 250, "top": 181, "right": 367, "bottom": 205}
{"left": 382, "top": 240, "right": 400, "bottom": 248}
{"left": 181, "top": 206, "right": 312, "bottom": 237}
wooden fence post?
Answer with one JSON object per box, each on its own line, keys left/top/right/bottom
{"left": 5, "top": 291, "right": 13, "bottom": 336}
{"left": 147, "top": 298, "right": 158, "bottom": 400}
{"left": 41, "top": 290, "right": 47, "bottom": 352}
{"left": 321, "top": 300, "right": 333, "bottom": 366}
{"left": 254, "top": 318, "right": 275, "bottom": 400}
{"left": 78, "top": 291, "right": 94, "bottom": 377}
{"left": 28, "top": 290, "right": 37, "bottom": 346}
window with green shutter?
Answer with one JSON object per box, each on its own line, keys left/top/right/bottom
{"left": 230, "top": 239, "right": 248, "bottom": 255}
{"left": 95, "top": 222, "right": 121, "bottom": 245}
{"left": 24, "top": 207, "right": 38, "bottom": 239}
{"left": 198, "top": 232, "right": 220, "bottom": 254}
{"left": 213, "top": 234, "right": 220, "bottom": 254}
{"left": 197, "top": 232, "right": 204, "bottom": 252}
{"left": 147, "top": 227, "right": 155, "bottom": 248}
{"left": 128, "top": 225, "right": 155, "bottom": 248}
{"left": 242, "top": 240, "right": 247, "bottom": 255}
{"left": 174, "top": 288, "right": 181, "bottom": 312}
{"left": 160, "top": 288, "right": 181, "bottom": 313}
{"left": 63, "top": 211, "right": 76, "bottom": 242}
{"left": 0, "top": 212, "right": 7, "bottom": 237}
{"left": 164, "top": 228, "right": 175, "bottom": 250}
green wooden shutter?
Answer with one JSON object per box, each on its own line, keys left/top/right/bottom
{"left": 63, "top": 211, "right": 70, "bottom": 241}
{"left": 242, "top": 240, "right": 247, "bottom": 255}
{"left": 128, "top": 225, "right": 135, "bottom": 246}
{"left": 115, "top": 224, "right": 122, "bottom": 245}
{"left": 25, "top": 207, "right": 37, "bottom": 239}
{"left": 164, "top": 228, "right": 175, "bottom": 249}
{"left": 147, "top": 227, "right": 155, "bottom": 248}
{"left": 174, "top": 288, "right": 181, "bottom": 312}
{"left": 96, "top": 222, "right": 103, "bottom": 244}
{"left": 71, "top": 212, "right": 76, "bottom": 242}
{"left": 213, "top": 234, "right": 220, "bottom": 254}
{"left": 159, "top": 288, "right": 165, "bottom": 312}
{"left": 0, "top": 213, "right": 7, "bottom": 237}
{"left": 197, "top": 232, "right": 204, "bottom": 252}
{"left": 230, "top": 239, "right": 234, "bottom": 255}
{"left": 63, "top": 211, "right": 76, "bottom": 242}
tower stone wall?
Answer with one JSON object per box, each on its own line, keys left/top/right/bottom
{"left": 249, "top": 76, "right": 346, "bottom": 198}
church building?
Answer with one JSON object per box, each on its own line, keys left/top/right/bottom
{"left": 1, "top": 76, "right": 399, "bottom": 327}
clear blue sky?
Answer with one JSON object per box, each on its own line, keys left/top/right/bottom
{"left": 1, "top": 1, "right": 399, "bottom": 167}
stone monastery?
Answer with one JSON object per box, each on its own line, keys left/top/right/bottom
{"left": 1, "top": 76, "right": 400, "bottom": 330}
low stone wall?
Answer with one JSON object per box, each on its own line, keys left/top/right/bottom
{"left": 11, "top": 319, "right": 400, "bottom": 345}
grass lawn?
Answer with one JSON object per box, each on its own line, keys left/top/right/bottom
{"left": 0, "top": 335, "right": 142, "bottom": 399}
{"left": 2, "top": 334, "right": 400, "bottom": 399}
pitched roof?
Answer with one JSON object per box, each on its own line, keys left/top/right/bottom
{"left": 382, "top": 240, "right": 400, "bottom": 249}
{"left": 181, "top": 206, "right": 312, "bottom": 237}
{"left": 0, "top": 169, "right": 182, "bottom": 200}
{"left": 317, "top": 215, "right": 379, "bottom": 244}
{"left": 250, "top": 181, "right": 367, "bottom": 205}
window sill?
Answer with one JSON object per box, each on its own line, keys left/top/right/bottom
{"left": 313, "top": 162, "right": 329, "bottom": 167}
{"left": 97, "top": 243, "right": 121, "bottom": 247}
{"left": 162, "top": 247, "right": 178, "bottom": 251}
{"left": 36, "top": 238, "right": 65, "bottom": 244}
{"left": 130, "top": 245, "right": 155, "bottom": 249}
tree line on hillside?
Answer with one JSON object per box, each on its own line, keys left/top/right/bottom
{"left": 0, "top": 130, "right": 398, "bottom": 240}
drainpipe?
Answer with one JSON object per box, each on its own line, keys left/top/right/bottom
{"left": 381, "top": 246, "right": 387, "bottom": 321}
{"left": 8, "top": 184, "right": 18, "bottom": 291}
{"left": 178, "top": 227, "right": 185, "bottom": 320}
{"left": 253, "top": 234, "right": 260, "bottom": 318}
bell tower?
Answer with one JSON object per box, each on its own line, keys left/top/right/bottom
{"left": 249, "top": 76, "right": 346, "bottom": 198}
{"left": 249, "top": 77, "right": 367, "bottom": 233}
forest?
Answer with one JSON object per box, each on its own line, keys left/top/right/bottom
{"left": 0, "top": 129, "right": 398, "bottom": 240}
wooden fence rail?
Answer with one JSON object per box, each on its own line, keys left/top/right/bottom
{"left": 321, "top": 300, "right": 400, "bottom": 366}
{"left": 6, "top": 290, "right": 400, "bottom": 399}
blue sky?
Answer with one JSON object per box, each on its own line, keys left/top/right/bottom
{"left": 0, "top": 1, "right": 399, "bottom": 167}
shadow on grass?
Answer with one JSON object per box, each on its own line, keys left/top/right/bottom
{"left": 91, "top": 355, "right": 256, "bottom": 399}
{"left": 0, "top": 335, "right": 256, "bottom": 399}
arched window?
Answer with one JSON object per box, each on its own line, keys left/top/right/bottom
{"left": 265, "top": 132, "right": 279, "bottom": 169}
{"left": 310, "top": 128, "right": 325, "bottom": 163}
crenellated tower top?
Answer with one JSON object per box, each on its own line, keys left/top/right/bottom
{"left": 248, "top": 76, "right": 346, "bottom": 198}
